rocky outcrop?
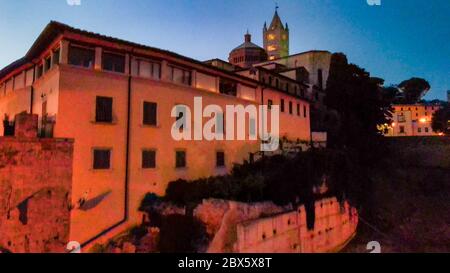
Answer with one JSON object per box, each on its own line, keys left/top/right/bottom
{"left": 193, "top": 199, "right": 290, "bottom": 253}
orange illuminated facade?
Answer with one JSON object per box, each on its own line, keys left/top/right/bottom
{"left": 385, "top": 104, "right": 442, "bottom": 137}
{"left": 0, "top": 21, "right": 311, "bottom": 249}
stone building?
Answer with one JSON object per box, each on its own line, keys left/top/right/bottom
{"left": 228, "top": 32, "right": 268, "bottom": 68}
{"left": 385, "top": 104, "right": 443, "bottom": 137}
{"left": 0, "top": 21, "right": 311, "bottom": 250}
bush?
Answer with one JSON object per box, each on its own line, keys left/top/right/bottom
{"left": 162, "top": 149, "right": 363, "bottom": 208}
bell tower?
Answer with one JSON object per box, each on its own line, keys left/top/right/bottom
{"left": 263, "top": 6, "right": 289, "bottom": 60}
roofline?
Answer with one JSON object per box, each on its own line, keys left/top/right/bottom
{"left": 0, "top": 21, "right": 260, "bottom": 87}
{"left": 237, "top": 67, "right": 313, "bottom": 102}
{"left": 256, "top": 50, "right": 332, "bottom": 64}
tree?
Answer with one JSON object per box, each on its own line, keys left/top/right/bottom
{"left": 432, "top": 104, "right": 450, "bottom": 134}
{"left": 398, "top": 77, "right": 431, "bottom": 104}
{"left": 325, "top": 53, "right": 392, "bottom": 163}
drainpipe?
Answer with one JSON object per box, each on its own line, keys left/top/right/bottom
{"left": 261, "top": 86, "right": 265, "bottom": 158}
{"left": 30, "top": 65, "right": 36, "bottom": 114}
{"left": 80, "top": 50, "right": 133, "bottom": 248}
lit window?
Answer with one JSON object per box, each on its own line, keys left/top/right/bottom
{"left": 267, "top": 34, "right": 276, "bottom": 41}
{"left": 267, "top": 45, "right": 277, "bottom": 52}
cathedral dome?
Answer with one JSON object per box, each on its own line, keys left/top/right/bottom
{"left": 229, "top": 32, "right": 267, "bottom": 68}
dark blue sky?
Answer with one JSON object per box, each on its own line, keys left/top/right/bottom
{"left": 0, "top": 0, "right": 448, "bottom": 99}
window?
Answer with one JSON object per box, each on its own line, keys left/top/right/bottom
{"left": 399, "top": 126, "right": 405, "bottom": 134}
{"left": 44, "top": 56, "right": 51, "bottom": 72}
{"left": 425, "top": 127, "right": 429, "bottom": 133}
{"left": 175, "top": 105, "right": 187, "bottom": 130}
{"left": 297, "top": 104, "right": 300, "bottom": 116}
{"left": 142, "top": 150, "right": 156, "bottom": 169}
{"left": 418, "top": 128, "right": 422, "bottom": 133}
{"left": 96, "top": 96, "right": 113, "bottom": 123}
{"left": 318, "top": 69, "right": 323, "bottom": 89}
{"left": 170, "top": 66, "right": 191, "bottom": 85}
{"left": 93, "top": 149, "right": 111, "bottom": 170}
{"left": 138, "top": 60, "right": 161, "bottom": 79}
{"left": 175, "top": 151, "right": 186, "bottom": 168}
{"left": 280, "top": 99, "right": 285, "bottom": 112}
{"left": 36, "top": 65, "right": 43, "bottom": 79}
{"left": 304, "top": 105, "right": 308, "bottom": 118}
{"left": 268, "top": 99, "right": 273, "bottom": 110}
{"left": 275, "top": 79, "right": 279, "bottom": 89}
{"left": 52, "top": 49, "right": 60, "bottom": 65}
{"left": 143, "top": 101, "right": 157, "bottom": 126}
{"left": 216, "top": 151, "right": 225, "bottom": 167}
{"left": 102, "top": 52, "right": 125, "bottom": 73}
{"left": 219, "top": 78, "right": 237, "bottom": 96}
{"left": 398, "top": 113, "right": 406, "bottom": 123}
{"left": 289, "top": 101, "right": 293, "bottom": 114}
{"left": 69, "top": 46, "right": 95, "bottom": 68}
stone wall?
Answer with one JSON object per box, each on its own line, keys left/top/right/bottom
{"left": 0, "top": 136, "right": 73, "bottom": 253}
{"left": 195, "top": 197, "right": 357, "bottom": 253}
{"left": 235, "top": 197, "right": 358, "bottom": 253}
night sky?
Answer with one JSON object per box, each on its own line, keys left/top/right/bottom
{"left": 0, "top": 0, "right": 448, "bottom": 99}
